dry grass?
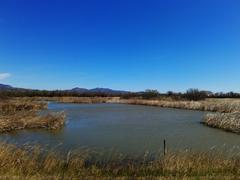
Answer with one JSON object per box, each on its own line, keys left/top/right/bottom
{"left": 0, "top": 98, "right": 47, "bottom": 115}
{"left": 0, "top": 99, "right": 65, "bottom": 133}
{"left": 0, "top": 142, "right": 239, "bottom": 179}
{"left": 27, "top": 97, "right": 240, "bottom": 113}
{"left": 116, "top": 98, "right": 240, "bottom": 113}
{"left": 203, "top": 113, "right": 240, "bottom": 134}
{"left": 33, "top": 96, "right": 118, "bottom": 104}
{"left": 0, "top": 111, "right": 65, "bottom": 133}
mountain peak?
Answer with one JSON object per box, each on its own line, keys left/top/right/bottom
{"left": 0, "top": 84, "right": 13, "bottom": 90}
{"left": 70, "top": 87, "right": 128, "bottom": 94}
{"left": 70, "top": 87, "right": 89, "bottom": 93}
{"left": 0, "top": 84, "right": 129, "bottom": 95}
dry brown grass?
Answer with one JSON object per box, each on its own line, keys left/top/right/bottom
{"left": 0, "top": 98, "right": 47, "bottom": 115}
{"left": 27, "top": 97, "right": 240, "bottom": 113}
{"left": 0, "top": 142, "right": 239, "bottom": 179}
{"left": 33, "top": 96, "right": 117, "bottom": 104}
{"left": 116, "top": 98, "right": 240, "bottom": 113}
{"left": 0, "top": 98, "right": 65, "bottom": 133}
{"left": 0, "top": 111, "right": 65, "bottom": 133}
{"left": 203, "top": 113, "right": 240, "bottom": 134}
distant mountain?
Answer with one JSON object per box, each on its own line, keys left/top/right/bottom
{"left": 69, "top": 87, "right": 129, "bottom": 94}
{"left": 0, "top": 84, "right": 129, "bottom": 95}
{"left": 89, "top": 88, "right": 128, "bottom": 94}
{"left": 70, "top": 87, "right": 89, "bottom": 93}
{"left": 0, "top": 84, "right": 13, "bottom": 90}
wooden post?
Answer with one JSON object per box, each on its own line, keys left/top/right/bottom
{"left": 164, "top": 139, "right": 167, "bottom": 156}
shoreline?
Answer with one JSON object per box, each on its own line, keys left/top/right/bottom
{"left": 31, "top": 96, "right": 240, "bottom": 113}
{"left": 46, "top": 97, "right": 240, "bottom": 134}
{"left": 2, "top": 97, "right": 240, "bottom": 134}
{"left": 28, "top": 96, "right": 240, "bottom": 134}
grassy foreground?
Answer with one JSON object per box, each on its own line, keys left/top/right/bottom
{"left": 0, "top": 142, "right": 239, "bottom": 179}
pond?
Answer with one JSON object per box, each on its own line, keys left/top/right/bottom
{"left": 1, "top": 102, "right": 240, "bottom": 155}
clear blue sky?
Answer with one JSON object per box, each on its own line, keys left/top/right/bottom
{"left": 0, "top": 0, "right": 240, "bottom": 92}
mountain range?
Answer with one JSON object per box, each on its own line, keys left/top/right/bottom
{"left": 0, "top": 84, "right": 13, "bottom": 90}
{"left": 0, "top": 84, "right": 129, "bottom": 94}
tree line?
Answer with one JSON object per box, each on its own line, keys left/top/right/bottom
{"left": 0, "top": 89, "right": 121, "bottom": 98}
{"left": 1, "top": 88, "right": 240, "bottom": 101}
{"left": 122, "top": 89, "right": 240, "bottom": 101}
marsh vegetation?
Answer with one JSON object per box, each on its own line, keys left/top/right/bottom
{"left": 0, "top": 142, "right": 239, "bottom": 179}
{"left": 0, "top": 98, "right": 65, "bottom": 133}
{"left": 0, "top": 95, "right": 240, "bottom": 178}
{"left": 203, "top": 113, "right": 240, "bottom": 134}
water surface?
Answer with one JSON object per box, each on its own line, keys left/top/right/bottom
{"left": 1, "top": 102, "right": 240, "bottom": 155}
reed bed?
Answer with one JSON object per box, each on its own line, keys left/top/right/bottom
{"left": 116, "top": 99, "right": 240, "bottom": 113}
{"left": 0, "top": 99, "right": 47, "bottom": 115}
{"left": 0, "top": 111, "right": 66, "bottom": 133}
{"left": 203, "top": 113, "right": 240, "bottom": 134}
{"left": 0, "top": 99, "right": 65, "bottom": 132}
{"left": 28, "top": 97, "right": 240, "bottom": 113}
{"left": 33, "top": 96, "right": 117, "bottom": 104}
{"left": 0, "top": 143, "right": 239, "bottom": 179}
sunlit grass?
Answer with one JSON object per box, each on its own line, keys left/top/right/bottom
{"left": 0, "top": 99, "right": 65, "bottom": 133}
{"left": 203, "top": 113, "right": 240, "bottom": 134}
{"left": 118, "top": 98, "right": 240, "bottom": 113}
{"left": 0, "top": 143, "right": 239, "bottom": 178}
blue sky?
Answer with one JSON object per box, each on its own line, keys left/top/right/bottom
{"left": 0, "top": 0, "right": 240, "bottom": 92}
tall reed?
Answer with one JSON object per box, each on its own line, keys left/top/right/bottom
{"left": 0, "top": 143, "right": 239, "bottom": 179}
